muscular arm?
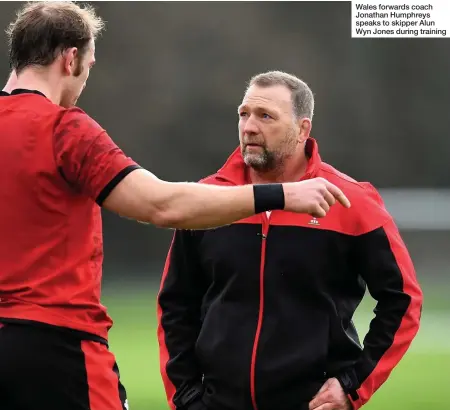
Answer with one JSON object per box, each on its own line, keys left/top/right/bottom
{"left": 103, "top": 168, "right": 260, "bottom": 229}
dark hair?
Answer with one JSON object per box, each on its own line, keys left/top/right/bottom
{"left": 6, "top": 1, "right": 104, "bottom": 73}
{"left": 249, "top": 70, "right": 315, "bottom": 119}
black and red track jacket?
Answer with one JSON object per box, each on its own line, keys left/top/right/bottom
{"left": 157, "top": 138, "right": 423, "bottom": 410}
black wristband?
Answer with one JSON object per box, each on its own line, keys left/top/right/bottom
{"left": 253, "top": 184, "right": 285, "bottom": 214}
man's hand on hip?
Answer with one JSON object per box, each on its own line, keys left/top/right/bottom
{"left": 283, "top": 178, "right": 351, "bottom": 218}
{"left": 308, "top": 378, "right": 352, "bottom": 410}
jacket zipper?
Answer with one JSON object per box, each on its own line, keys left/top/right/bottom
{"left": 250, "top": 214, "right": 270, "bottom": 410}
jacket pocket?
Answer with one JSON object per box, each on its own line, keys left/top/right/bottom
{"left": 253, "top": 307, "right": 331, "bottom": 404}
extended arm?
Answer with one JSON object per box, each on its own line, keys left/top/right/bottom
{"left": 102, "top": 169, "right": 350, "bottom": 229}
{"left": 103, "top": 168, "right": 264, "bottom": 229}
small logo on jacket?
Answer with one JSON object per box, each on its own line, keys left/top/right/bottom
{"left": 308, "top": 217, "right": 320, "bottom": 226}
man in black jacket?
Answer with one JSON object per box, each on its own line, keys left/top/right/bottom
{"left": 157, "top": 71, "right": 423, "bottom": 410}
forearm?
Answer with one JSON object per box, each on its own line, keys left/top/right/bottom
{"left": 103, "top": 168, "right": 350, "bottom": 229}
{"left": 158, "top": 305, "right": 204, "bottom": 409}
{"left": 338, "top": 293, "right": 421, "bottom": 409}
{"left": 104, "top": 169, "right": 284, "bottom": 229}
{"left": 151, "top": 180, "right": 259, "bottom": 229}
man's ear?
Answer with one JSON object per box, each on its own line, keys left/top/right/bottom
{"left": 297, "top": 117, "right": 312, "bottom": 143}
{"left": 61, "top": 47, "right": 78, "bottom": 75}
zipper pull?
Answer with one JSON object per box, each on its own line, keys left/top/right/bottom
{"left": 257, "top": 232, "right": 267, "bottom": 239}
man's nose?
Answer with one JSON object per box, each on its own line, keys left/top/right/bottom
{"left": 243, "top": 115, "right": 259, "bottom": 135}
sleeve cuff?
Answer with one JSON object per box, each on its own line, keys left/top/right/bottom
{"left": 173, "top": 382, "right": 204, "bottom": 410}
{"left": 336, "top": 368, "right": 360, "bottom": 401}
{"left": 96, "top": 164, "right": 141, "bottom": 205}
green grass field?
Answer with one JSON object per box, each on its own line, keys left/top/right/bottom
{"left": 104, "top": 282, "right": 449, "bottom": 410}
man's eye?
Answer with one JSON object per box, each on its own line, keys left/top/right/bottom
{"left": 239, "top": 112, "right": 247, "bottom": 117}
{"left": 262, "top": 113, "right": 271, "bottom": 119}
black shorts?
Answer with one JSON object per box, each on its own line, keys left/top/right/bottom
{"left": 0, "top": 322, "right": 128, "bottom": 410}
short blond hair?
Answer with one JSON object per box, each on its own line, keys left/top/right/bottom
{"left": 249, "top": 71, "right": 315, "bottom": 119}
{"left": 6, "top": 1, "right": 105, "bottom": 72}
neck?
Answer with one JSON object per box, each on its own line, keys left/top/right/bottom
{"left": 248, "top": 151, "right": 309, "bottom": 184}
{"left": 12, "top": 67, "right": 62, "bottom": 105}
{"left": 2, "top": 71, "right": 17, "bottom": 93}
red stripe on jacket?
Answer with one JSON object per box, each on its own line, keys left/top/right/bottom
{"left": 350, "top": 218, "right": 423, "bottom": 409}
{"left": 157, "top": 235, "right": 177, "bottom": 410}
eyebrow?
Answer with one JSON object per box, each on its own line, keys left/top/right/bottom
{"left": 237, "top": 104, "right": 276, "bottom": 115}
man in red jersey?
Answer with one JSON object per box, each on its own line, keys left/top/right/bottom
{"left": 0, "top": 2, "right": 351, "bottom": 410}
{"left": 157, "top": 71, "right": 423, "bottom": 410}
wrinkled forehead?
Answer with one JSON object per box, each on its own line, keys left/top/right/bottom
{"left": 239, "top": 84, "right": 293, "bottom": 113}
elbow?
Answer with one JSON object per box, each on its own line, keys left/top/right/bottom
{"left": 413, "top": 280, "right": 424, "bottom": 313}
{"left": 408, "top": 285, "right": 424, "bottom": 332}
{"left": 416, "top": 288, "right": 424, "bottom": 324}
{"left": 149, "top": 208, "right": 184, "bottom": 229}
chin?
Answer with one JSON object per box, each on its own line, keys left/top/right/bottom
{"left": 244, "top": 155, "right": 266, "bottom": 170}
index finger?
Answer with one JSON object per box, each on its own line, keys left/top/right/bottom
{"left": 325, "top": 181, "right": 351, "bottom": 208}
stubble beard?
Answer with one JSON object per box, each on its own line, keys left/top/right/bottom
{"left": 243, "top": 145, "right": 276, "bottom": 172}
{"left": 242, "top": 129, "right": 297, "bottom": 173}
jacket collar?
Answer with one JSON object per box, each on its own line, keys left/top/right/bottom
{"left": 0, "top": 89, "right": 47, "bottom": 98}
{"left": 215, "top": 137, "right": 322, "bottom": 185}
